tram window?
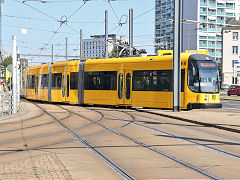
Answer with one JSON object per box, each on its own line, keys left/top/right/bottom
{"left": 132, "top": 71, "right": 151, "bottom": 91}
{"left": 133, "top": 70, "right": 172, "bottom": 91}
{"left": 52, "top": 73, "right": 62, "bottom": 89}
{"left": 70, "top": 72, "right": 78, "bottom": 90}
{"left": 101, "top": 71, "right": 117, "bottom": 90}
{"left": 27, "top": 75, "right": 35, "bottom": 89}
{"left": 188, "top": 62, "right": 200, "bottom": 92}
{"left": 84, "top": 71, "right": 117, "bottom": 90}
{"left": 181, "top": 69, "right": 185, "bottom": 92}
{"left": 151, "top": 71, "right": 172, "bottom": 91}
{"left": 39, "top": 74, "right": 48, "bottom": 89}
{"left": 67, "top": 75, "right": 69, "bottom": 97}
{"left": 118, "top": 73, "right": 123, "bottom": 99}
{"left": 126, "top": 73, "right": 131, "bottom": 99}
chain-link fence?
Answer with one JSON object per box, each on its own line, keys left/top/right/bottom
{"left": 0, "top": 91, "right": 12, "bottom": 116}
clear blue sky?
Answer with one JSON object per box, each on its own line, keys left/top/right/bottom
{"left": 2, "top": 0, "right": 155, "bottom": 64}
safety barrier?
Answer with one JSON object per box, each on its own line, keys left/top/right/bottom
{"left": 0, "top": 92, "right": 12, "bottom": 116}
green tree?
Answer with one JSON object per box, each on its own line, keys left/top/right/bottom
{"left": 110, "top": 46, "right": 118, "bottom": 58}
{"left": 1, "top": 56, "right": 12, "bottom": 68}
{"left": 110, "top": 42, "right": 147, "bottom": 58}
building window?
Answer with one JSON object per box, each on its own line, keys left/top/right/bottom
{"left": 208, "top": 24, "right": 215, "bottom": 28}
{"left": 232, "top": 60, "right": 238, "bottom": 68}
{"left": 232, "top": 46, "right": 238, "bottom": 54}
{"left": 233, "top": 32, "right": 238, "bottom": 40}
{"left": 200, "top": 7, "right": 206, "bottom": 12}
{"left": 217, "top": 16, "right": 223, "bottom": 20}
{"left": 232, "top": 77, "right": 237, "bottom": 85}
{"left": 208, "top": 41, "right": 215, "bottom": 45}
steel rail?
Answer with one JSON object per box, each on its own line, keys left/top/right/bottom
{"left": 93, "top": 108, "right": 240, "bottom": 160}
{"left": 135, "top": 108, "right": 240, "bottom": 134}
{"left": 67, "top": 106, "right": 220, "bottom": 180}
{"left": 129, "top": 111, "right": 240, "bottom": 143}
{"left": 35, "top": 103, "right": 134, "bottom": 180}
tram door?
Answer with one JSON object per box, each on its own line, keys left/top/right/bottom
{"left": 62, "top": 66, "right": 70, "bottom": 103}
{"left": 35, "top": 69, "right": 39, "bottom": 97}
{"left": 35, "top": 75, "right": 38, "bottom": 96}
{"left": 117, "top": 70, "right": 132, "bottom": 105}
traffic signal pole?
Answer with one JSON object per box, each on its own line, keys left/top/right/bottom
{"left": 173, "top": 0, "right": 182, "bottom": 111}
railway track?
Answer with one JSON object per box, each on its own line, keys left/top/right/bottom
{"left": 2, "top": 100, "right": 240, "bottom": 179}
{"left": 78, "top": 106, "right": 240, "bottom": 179}
{"left": 62, "top": 105, "right": 221, "bottom": 179}
{"left": 135, "top": 108, "right": 240, "bottom": 134}
{"left": 35, "top": 103, "right": 135, "bottom": 180}
{"left": 118, "top": 109, "right": 240, "bottom": 159}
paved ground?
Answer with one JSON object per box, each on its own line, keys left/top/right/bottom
{"left": 222, "top": 99, "right": 240, "bottom": 111}
{"left": 0, "top": 99, "right": 239, "bottom": 179}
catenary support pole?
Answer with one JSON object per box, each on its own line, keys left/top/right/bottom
{"left": 66, "top": 37, "right": 68, "bottom": 61}
{"left": 51, "top": 44, "right": 53, "bottom": 64}
{"left": 12, "top": 35, "right": 17, "bottom": 114}
{"left": 80, "top": 29, "right": 82, "bottom": 60}
{"left": 17, "top": 47, "right": 20, "bottom": 107}
{"left": 173, "top": 0, "right": 182, "bottom": 111}
{"left": 129, "top": 8, "right": 133, "bottom": 56}
{"left": 105, "top": 10, "right": 108, "bottom": 59}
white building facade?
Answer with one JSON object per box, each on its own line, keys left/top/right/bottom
{"left": 222, "top": 27, "right": 240, "bottom": 86}
{"left": 155, "top": 0, "right": 239, "bottom": 63}
{"left": 83, "top": 34, "right": 126, "bottom": 59}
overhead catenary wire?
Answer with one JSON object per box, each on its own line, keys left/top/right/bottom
{"left": 6, "top": 0, "right": 156, "bottom": 60}
{"left": 3, "top": 14, "right": 117, "bottom": 24}
{"left": 67, "top": 1, "right": 87, "bottom": 20}
{"left": 13, "top": 0, "right": 59, "bottom": 22}
{"left": 107, "top": 0, "right": 120, "bottom": 23}
{"left": 1, "top": 23, "right": 78, "bottom": 34}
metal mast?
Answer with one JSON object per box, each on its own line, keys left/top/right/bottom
{"left": 12, "top": 36, "right": 17, "bottom": 114}
{"left": 105, "top": 10, "right": 108, "bottom": 59}
{"left": 0, "top": 0, "right": 4, "bottom": 61}
{"left": 129, "top": 8, "right": 133, "bottom": 56}
{"left": 80, "top": 29, "right": 83, "bottom": 60}
{"left": 173, "top": 0, "right": 182, "bottom": 111}
{"left": 65, "top": 37, "right": 68, "bottom": 61}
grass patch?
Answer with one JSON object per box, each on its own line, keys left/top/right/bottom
{"left": 220, "top": 90, "right": 227, "bottom": 93}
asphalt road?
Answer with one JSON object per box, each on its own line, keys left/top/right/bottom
{"left": 221, "top": 99, "right": 240, "bottom": 111}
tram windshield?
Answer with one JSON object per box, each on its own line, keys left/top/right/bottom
{"left": 188, "top": 60, "right": 219, "bottom": 93}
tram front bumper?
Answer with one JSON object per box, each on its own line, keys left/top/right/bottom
{"left": 187, "top": 103, "right": 222, "bottom": 110}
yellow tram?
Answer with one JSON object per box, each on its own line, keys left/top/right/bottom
{"left": 24, "top": 52, "right": 222, "bottom": 110}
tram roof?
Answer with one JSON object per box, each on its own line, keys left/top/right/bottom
{"left": 27, "top": 53, "right": 208, "bottom": 69}
{"left": 85, "top": 53, "right": 192, "bottom": 64}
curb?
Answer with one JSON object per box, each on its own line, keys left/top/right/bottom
{"left": 135, "top": 108, "right": 240, "bottom": 134}
{"left": 221, "top": 98, "right": 240, "bottom": 101}
{"left": 0, "top": 101, "right": 30, "bottom": 121}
